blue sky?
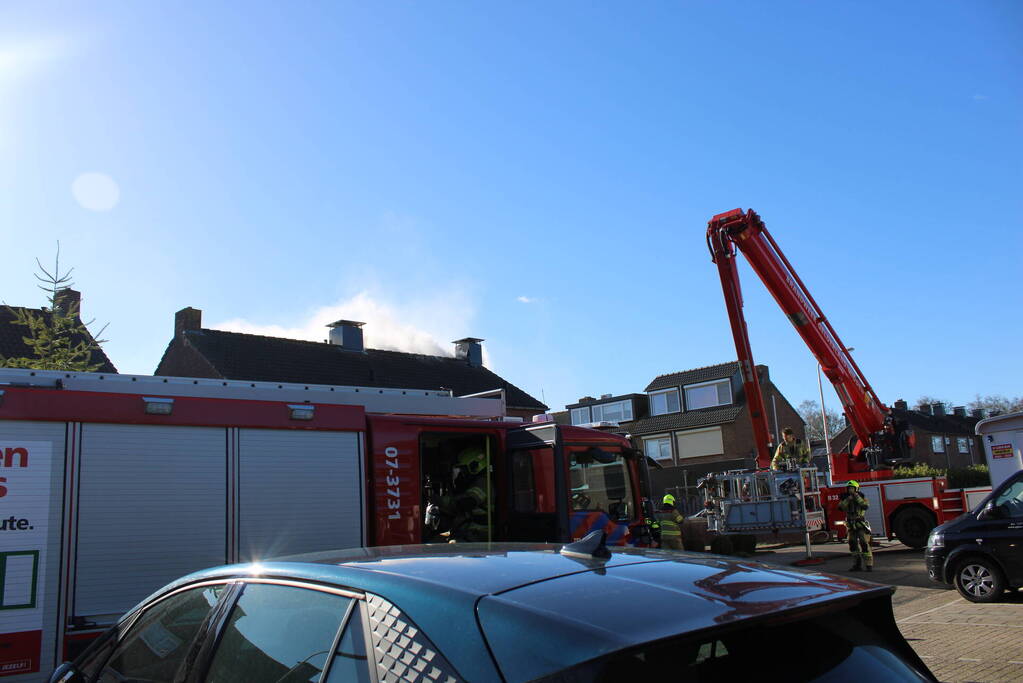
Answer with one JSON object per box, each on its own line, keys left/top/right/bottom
{"left": 2, "top": 1, "right": 1021, "bottom": 414}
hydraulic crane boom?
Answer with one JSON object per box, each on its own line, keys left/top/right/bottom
{"left": 707, "top": 208, "right": 908, "bottom": 472}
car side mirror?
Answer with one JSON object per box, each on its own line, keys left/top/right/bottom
{"left": 49, "top": 662, "right": 85, "bottom": 683}
{"left": 978, "top": 502, "right": 1004, "bottom": 521}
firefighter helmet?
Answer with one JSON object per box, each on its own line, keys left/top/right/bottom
{"left": 457, "top": 448, "right": 487, "bottom": 476}
{"left": 847, "top": 480, "right": 860, "bottom": 488}
{"left": 662, "top": 494, "right": 676, "bottom": 506}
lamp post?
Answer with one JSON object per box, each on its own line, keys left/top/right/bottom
{"left": 817, "top": 347, "right": 853, "bottom": 460}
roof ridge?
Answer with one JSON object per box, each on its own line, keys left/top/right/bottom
{"left": 199, "top": 328, "right": 464, "bottom": 361}
{"left": 649, "top": 360, "right": 738, "bottom": 381}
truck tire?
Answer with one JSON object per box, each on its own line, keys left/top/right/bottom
{"left": 954, "top": 556, "right": 1006, "bottom": 603}
{"left": 683, "top": 537, "right": 705, "bottom": 552}
{"left": 891, "top": 507, "right": 935, "bottom": 549}
{"left": 710, "top": 536, "right": 734, "bottom": 556}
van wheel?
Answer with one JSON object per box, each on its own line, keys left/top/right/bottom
{"left": 954, "top": 557, "right": 1006, "bottom": 603}
{"left": 892, "top": 507, "right": 934, "bottom": 549}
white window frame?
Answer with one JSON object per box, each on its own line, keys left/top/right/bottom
{"left": 683, "top": 379, "right": 732, "bottom": 411}
{"left": 957, "top": 437, "right": 970, "bottom": 455}
{"left": 591, "top": 400, "right": 633, "bottom": 424}
{"left": 643, "top": 435, "right": 673, "bottom": 464}
{"left": 648, "top": 389, "right": 681, "bottom": 416}
{"left": 570, "top": 407, "right": 591, "bottom": 426}
{"left": 931, "top": 435, "right": 945, "bottom": 453}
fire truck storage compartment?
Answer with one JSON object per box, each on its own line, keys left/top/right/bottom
{"left": 419, "top": 433, "right": 494, "bottom": 543}
{"left": 238, "top": 429, "right": 363, "bottom": 561}
{"left": 74, "top": 424, "right": 228, "bottom": 621}
{"left": 883, "top": 480, "right": 934, "bottom": 501}
{"left": 860, "top": 485, "right": 885, "bottom": 538}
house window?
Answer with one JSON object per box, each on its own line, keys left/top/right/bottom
{"left": 643, "top": 436, "right": 673, "bottom": 464}
{"left": 676, "top": 426, "right": 724, "bottom": 460}
{"left": 957, "top": 437, "right": 970, "bottom": 455}
{"left": 591, "top": 400, "right": 633, "bottom": 423}
{"left": 684, "top": 379, "right": 732, "bottom": 410}
{"left": 649, "top": 389, "right": 681, "bottom": 416}
{"left": 570, "top": 407, "right": 591, "bottom": 425}
{"left": 931, "top": 435, "right": 944, "bottom": 453}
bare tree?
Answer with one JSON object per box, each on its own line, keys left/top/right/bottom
{"left": 968, "top": 394, "right": 1023, "bottom": 416}
{"left": 797, "top": 399, "right": 844, "bottom": 441}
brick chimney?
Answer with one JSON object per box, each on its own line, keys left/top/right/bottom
{"left": 327, "top": 320, "right": 365, "bottom": 352}
{"left": 953, "top": 406, "right": 967, "bottom": 419}
{"left": 453, "top": 338, "right": 484, "bottom": 367}
{"left": 54, "top": 288, "right": 82, "bottom": 316}
{"left": 175, "top": 307, "right": 202, "bottom": 338}
{"left": 931, "top": 402, "right": 946, "bottom": 417}
{"left": 894, "top": 399, "right": 908, "bottom": 410}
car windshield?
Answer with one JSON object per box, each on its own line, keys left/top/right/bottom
{"left": 541, "top": 609, "right": 930, "bottom": 682}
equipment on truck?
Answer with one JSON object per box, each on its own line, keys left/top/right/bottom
{"left": 0, "top": 367, "right": 647, "bottom": 678}
{"left": 704, "top": 208, "right": 989, "bottom": 550}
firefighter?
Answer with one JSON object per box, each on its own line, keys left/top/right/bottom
{"left": 438, "top": 447, "right": 491, "bottom": 542}
{"left": 770, "top": 427, "right": 811, "bottom": 471}
{"left": 838, "top": 480, "right": 873, "bottom": 571}
{"left": 653, "top": 499, "right": 684, "bottom": 551}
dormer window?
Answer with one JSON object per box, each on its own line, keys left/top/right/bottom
{"left": 684, "top": 379, "right": 732, "bottom": 410}
{"left": 649, "top": 388, "right": 680, "bottom": 416}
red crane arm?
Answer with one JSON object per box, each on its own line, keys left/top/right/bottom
{"left": 706, "top": 209, "right": 888, "bottom": 466}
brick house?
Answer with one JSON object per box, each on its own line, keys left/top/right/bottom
{"left": 154, "top": 307, "right": 547, "bottom": 419}
{"left": 0, "top": 289, "right": 116, "bottom": 372}
{"left": 829, "top": 399, "right": 985, "bottom": 470}
{"left": 565, "top": 361, "right": 804, "bottom": 503}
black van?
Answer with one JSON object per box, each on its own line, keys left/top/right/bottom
{"left": 925, "top": 469, "right": 1023, "bottom": 602}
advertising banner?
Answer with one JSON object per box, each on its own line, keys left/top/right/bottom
{"left": 0, "top": 442, "right": 52, "bottom": 677}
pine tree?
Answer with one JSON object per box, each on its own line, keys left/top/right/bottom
{"left": 1, "top": 247, "right": 109, "bottom": 372}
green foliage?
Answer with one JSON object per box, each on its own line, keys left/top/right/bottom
{"left": 0, "top": 247, "right": 108, "bottom": 372}
{"left": 891, "top": 463, "right": 990, "bottom": 489}
{"left": 947, "top": 465, "right": 990, "bottom": 489}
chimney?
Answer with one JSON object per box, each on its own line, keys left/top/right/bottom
{"left": 328, "top": 320, "right": 365, "bottom": 352}
{"left": 577, "top": 396, "right": 596, "bottom": 404}
{"left": 953, "top": 406, "right": 967, "bottom": 419}
{"left": 54, "top": 288, "right": 82, "bottom": 316}
{"left": 919, "top": 403, "right": 933, "bottom": 416}
{"left": 453, "top": 337, "right": 484, "bottom": 367}
{"left": 894, "top": 399, "right": 908, "bottom": 410}
{"left": 175, "top": 307, "right": 202, "bottom": 338}
{"left": 931, "top": 402, "right": 946, "bottom": 417}
{"left": 755, "top": 364, "right": 769, "bottom": 381}
{"left": 971, "top": 408, "right": 988, "bottom": 419}
{"left": 600, "top": 394, "right": 612, "bottom": 400}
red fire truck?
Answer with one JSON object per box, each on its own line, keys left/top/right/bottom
{"left": 0, "top": 368, "right": 646, "bottom": 679}
{"left": 706, "top": 208, "right": 989, "bottom": 549}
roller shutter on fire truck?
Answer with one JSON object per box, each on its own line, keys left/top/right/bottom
{"left": 237, "top": 429, "right": 363, "bottom": 560}
{"left": 73, "top": 424, "right": 227, "bottom": 621}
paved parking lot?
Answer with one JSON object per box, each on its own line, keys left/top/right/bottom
{"left": 761, "top": 541, "right": 1023, "bottom": 682}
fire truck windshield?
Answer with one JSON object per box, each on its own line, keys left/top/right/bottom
{"left": 568, "top": 448, "right": 635, "bottom": 522}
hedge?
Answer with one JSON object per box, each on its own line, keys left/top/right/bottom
{"left": 890, "top": 463, "right": 991, "bottom": 488}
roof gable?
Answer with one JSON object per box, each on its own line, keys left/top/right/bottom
{"left": 176, "top": 328, "right": 546, "bottom": 410}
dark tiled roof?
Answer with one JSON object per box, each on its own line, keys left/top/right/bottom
{"left": 177, "top": 329, "right": 547, "bottom": 411}
{"left": 645, "top": 361, "right": 738, "bottom": 392}
{"left": 894, "top": 408, "right": 978, "bottom": 436}
{"left": 625, "top": 405, "right": 744, "bottom": 436}
{"left": 0, "top": 306, "right": 117, "bottom": 373}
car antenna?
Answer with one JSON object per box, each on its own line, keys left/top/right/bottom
{"left": 560, "top": 530, "right": 611, "bottom": 560}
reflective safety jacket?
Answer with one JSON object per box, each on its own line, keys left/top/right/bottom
{"left": 838, "top": 492, "right": 870, "bottom": 532}
{"left": 771, "top": 439, "right": 811, "bottom": 470}
{"left": 653, "top": 509, "right": 683, "bottom": 537}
